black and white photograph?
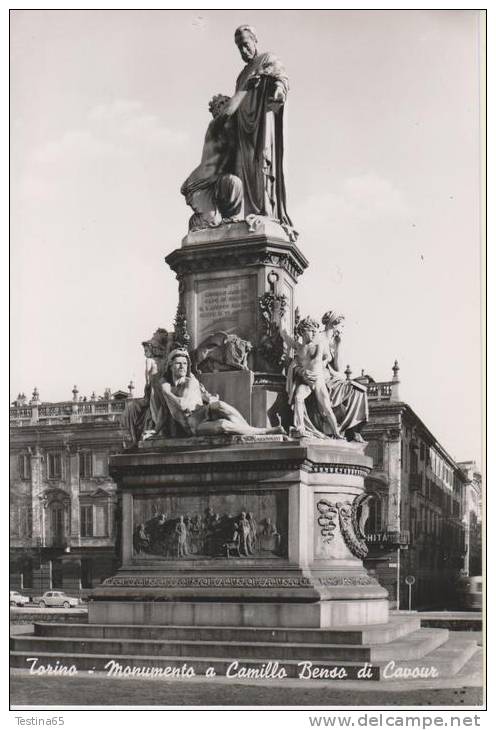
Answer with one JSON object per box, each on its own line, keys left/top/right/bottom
{"left": 9, "top": 8, "right": 486, "bottom": 715}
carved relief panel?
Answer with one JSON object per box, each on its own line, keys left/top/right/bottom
{"left": 132, "top": 490, "right": 288, "bottom": 560}
{"left": 313, "top": 493, "right": 370, "bottom": 561}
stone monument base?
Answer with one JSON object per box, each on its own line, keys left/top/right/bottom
{"left": 91, "top": 437, "right": 389, "bottom": 628}
{"left": 89, "top": 599, "right": 388, "bottom": 629}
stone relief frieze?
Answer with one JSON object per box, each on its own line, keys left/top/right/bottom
{"left": 133, "top": 493, "right": 287, "bottom": 560}
{"left": 102, "top": 574, "right": 377, "bottom": 588}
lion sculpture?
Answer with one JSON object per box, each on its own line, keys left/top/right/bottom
{"left": 192, "top": 331, "right": 253, "bottom": 374}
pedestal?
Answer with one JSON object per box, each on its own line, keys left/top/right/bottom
{"left": 90, "top": 438, "right": 388, "bottom": 628}
{"left": 166, "top": 220, "right": 308, "bottom": 363}
{"left": 165, "top": 220, "right": 308, "bottom": 430}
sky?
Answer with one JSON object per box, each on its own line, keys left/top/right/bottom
{"left": 10, "top": 9, "right": 483, "bottom": 464}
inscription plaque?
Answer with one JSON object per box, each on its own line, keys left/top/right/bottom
{"left": 196, "top": 275, "right": 257, "bottom": 343}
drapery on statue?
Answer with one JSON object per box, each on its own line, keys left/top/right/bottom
{"left": 319, "top": 311, "right": 368, "bottom": 443}
{"left": 148, "top": 348, "right": 285, "bottom": 438}
{"left": 228, "top": 24, "right": 292, "bottom": 226}
{"left": 286, "top": 316, "right": 344, "bottom": 440}
{"left": 182, "top": 25, "right": 293, "bottom": 231}
{"left": 285, "top": 312, "right": 368, "bottom": 442}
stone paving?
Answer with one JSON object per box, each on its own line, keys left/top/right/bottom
{"left": 9, "top": 672, "right": 484, "bottom": 707}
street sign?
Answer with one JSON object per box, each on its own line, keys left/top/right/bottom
{"left": 388, "top": 563, "right": 398, "bottom": 568}
{"left": 405, "top": 575, "right": 415, "bottom": 611}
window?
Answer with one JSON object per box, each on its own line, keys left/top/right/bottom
{"left": 80, "top": 506, "right": 93, "bottom": 537}
{"left": 80, "top": 503, "right": 108, "bottom": 537}
{"left": 94, "top": 504, "right": 109, "bottom": 537}
{"left": 420, "top": 443, "right": 425, "bottom": 461}
{"left": 79, "top": 452, "right": 93, "bottom": 478}
{"left": 366, "top": 441, "right": 384, "bottom": 469}
{"left": 410, "top": 508, "right": 417, "bottom": 541}
{"left": 366, "top": 494, "right": 382, "bottom": 533}
{"left": 51, "top": 505, "right": 64, "bottom": 544}
{"left": 18, "top": 454, "right": 31, "bottom": 480}
{"left": 93, "top": 451, "right": 108, "bottom": 477}
{"left": 47, "top": 453, "right": 62, "bottom": 479}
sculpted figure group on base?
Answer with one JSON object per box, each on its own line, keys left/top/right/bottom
{"left": 122, "top": 333, "right": 284, "bottom": 443}
{"left": 122, "top": 309, "right": 367, "bottom": 445}
{"left": 121, "top": 27, "right": 367, "bottom": 445}
{"left": 285, "top": 310, "right": 368, "bottom": 442}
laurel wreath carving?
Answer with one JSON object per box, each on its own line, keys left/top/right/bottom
{"left": 316, "top": 495, "right": 370, "bottom": 558}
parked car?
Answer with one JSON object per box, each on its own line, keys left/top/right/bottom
{"left": 32, "top": 591, "right": 80, "bottom": 609}
{"left": 10, "top": 590, "right": 30, "bottom": 607}
{"left": 456, "top": 575, "right": 483, "bottom": 611}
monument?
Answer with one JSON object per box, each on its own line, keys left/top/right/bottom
{"left": 90, "top": 23, "right": 388, "bottom": 629}
{"left": 14, "top": 26, "right": 477, "bottom": 682}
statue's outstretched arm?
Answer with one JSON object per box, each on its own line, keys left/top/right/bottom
{"left": 222, "top": 90, "right": 248, "bottom": 117}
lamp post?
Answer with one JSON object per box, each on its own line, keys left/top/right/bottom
{"left": 396, "top": 547, "right": 401, "bottom": 610}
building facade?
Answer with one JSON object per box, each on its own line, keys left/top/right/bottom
{"left": 358, "top": 364, "right": 472, "bottom": 610}
{"left": 458, "top": 460, "right": 482, "bottom": 577}
{"left": 10, "top": 386, "right": 130, "bottom": 593}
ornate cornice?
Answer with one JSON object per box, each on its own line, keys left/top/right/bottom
{"left": 110, "top": 457, "right": 370, "bottom": 480}
{"left": 110, "top": 459, "right": 304, "bottom": 479}
{"left": 165, "top": 238, "right": 309, "bottom": 282}
{"left": 304, "top": 463, "right": 370, "bottom": 477}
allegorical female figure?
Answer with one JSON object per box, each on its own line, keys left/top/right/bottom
{"left": 319, "top": 311, "right": 369, "bottom": 442}
{"left": 285, "top": 312, "right": 368, "bottom": 442}
{"left": 285, "top": 316, "right": 344, "bottom": 439}
{"left": 223, "top": 25, "right": 292, "bottom": 227}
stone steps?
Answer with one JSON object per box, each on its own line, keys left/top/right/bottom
{"left": 9, "top": 636, "right": 478, "bottom": 680}
{"left": 378, "top": 638, "right": 479, "bottom": 680}
{"left": 33, "top": 614, "right": 421, "bottom": 646}
{"left": 11, "top": 626, "right": 448, "bottom": 663}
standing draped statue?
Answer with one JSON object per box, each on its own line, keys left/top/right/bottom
{"left": 228, "top": 24, "right": 292, "bottom": 226}
{"left": 182, "top": 25, "right": 293, "bottom": 232}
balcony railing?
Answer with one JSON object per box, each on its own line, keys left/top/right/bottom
{"left": 10, "top": 407, "right": 33, "bottom": 420}
{"left": 366, "top": 382, "right": 394, "bottom": 401}
{"left": 10, "top": 398, "right": 130, "bottom": 427}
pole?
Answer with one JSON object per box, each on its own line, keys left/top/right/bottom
{"left": 396, "top": 547, "right": 401, "bottom": 610}
{"left": 408, "top": 583, "right": 412, "bottom": 611}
